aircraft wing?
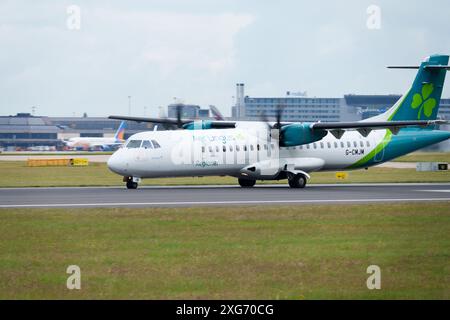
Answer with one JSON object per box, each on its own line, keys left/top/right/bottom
{"left": 108, "top": 115, "right": 236, "bottom": 128}
{"left": 109, "top": 115, "right": 192, "bottom": 125}
{"left": 311, "top": 120, "right": 448, "bottom": 138}
{"left": 109, "top": 115, "right": 446, "bottom": 137}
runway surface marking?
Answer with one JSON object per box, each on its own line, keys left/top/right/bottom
{"left": 1, "top": 182, "right": 450, "bottom": 190}
{"left": 1, "top": 183, "right": 449, "bottom": 208}
{"left": 1, "top": 198, "right": 449, "bottom": 208}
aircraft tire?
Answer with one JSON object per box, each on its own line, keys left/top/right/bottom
{"left": 126, "top": 180, "right": 138, "bottom": 189}
{"left": 288, "top": 174, "right": 307, "bottom": 188}
{"left": 238, "top": 178, "right": 256, "bottom": 188}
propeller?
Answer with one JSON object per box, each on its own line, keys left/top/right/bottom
{"left": 259, "top": 104, "right": 284, "bottom": 144}
{"left": 159, "top": 103, "right": 185, "bottom": 130}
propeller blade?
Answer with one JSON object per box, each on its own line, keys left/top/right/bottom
{"left": 274, "top": 104, "right": 284, "bottom": 129}
{"left": 176, "top": 104, "right": 183, "bottom": 128}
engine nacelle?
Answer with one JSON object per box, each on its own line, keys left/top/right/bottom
{"left": 183, "top": 121, "right": 214, "bottom": 130}
{"left": 280, "top": 123, "right": 327, "bottom": 147}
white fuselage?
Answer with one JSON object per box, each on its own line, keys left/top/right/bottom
{"left": 107, "top": 122, "right": 386, "bottom": 180}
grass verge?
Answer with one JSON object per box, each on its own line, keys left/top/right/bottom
{"left": 0, "top": 203, "right": 449, "bottom": 299}
{"left": 0, "top": 161, "right": 449, "bottom": 187}
{"left": 394, "top": 152, "right": 450, "bottom": 163}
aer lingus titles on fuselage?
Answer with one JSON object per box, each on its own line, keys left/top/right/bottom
{"left": 107, "top": 55, "right": 450, "bottom": 189}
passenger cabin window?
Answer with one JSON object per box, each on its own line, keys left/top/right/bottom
{"left": 126, "top": 140, "right": 142, "bottom": 148}
{"left": 236, "top": 145, "right": 240, "bottom": 151}
{"left": 320, "top": 142, "right": 324, "bottom": 149}
{"left": 142, "top": 140, "right": 153, "bottom": 149}
{"left": 353, "top": 141, "right": 358, "bottom": 148}
{"left": 151, "top": 140, "right": 161, "bottom": 148}
{"left": 347, "top": 141, "right": 351, "bottom": 148}
{"left": 223, "top": 145, "right": 226, "bottom": 152}
{"left": 340, "top": 142, "right": 345, "bottom": 148}
{"left": 366, "top": 141, "right": 370, "bottom": 147}
{"left": 334, "top": 142, "right": 338, "bottom": 148}
{"left": 360, "top": 141, "right": 364, "bottom": 147}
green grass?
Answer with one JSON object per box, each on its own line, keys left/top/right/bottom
{"left": 0, "top": 161, "right": 449, "bottom": 188}
{"left": 0, "top": 203, "right": 449, "bottom": 299}
{"left": 394, "top": 152, "right": 450, "bottom": 163}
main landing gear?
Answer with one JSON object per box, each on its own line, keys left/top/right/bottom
{"left": 124, "top": 176, "right": 138, "bottom": 189}
{"left": 238, "top": 178, "right": 256, "bottom": 188}
{"left": 288, "top": 173, "right": 307, "bottom": 189}
{"left": 238, "top": 174, "right": 308, "bottom": 189}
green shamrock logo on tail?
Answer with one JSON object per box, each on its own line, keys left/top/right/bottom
{"left": 411, "top": 83, "right": 436, "bottom": 119}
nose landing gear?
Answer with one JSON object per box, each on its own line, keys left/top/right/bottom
{"left": 124, "top": 176, "right": 139, "bottom": 189}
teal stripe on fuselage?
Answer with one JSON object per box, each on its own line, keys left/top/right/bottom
{"left": 349, "top": 128, "right": 450, "bottom": 169}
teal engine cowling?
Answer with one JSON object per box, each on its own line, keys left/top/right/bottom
{"left": 183, "top": 121, "right": 214, "bottom": 130}
{"left": 280, "top": 123, "right": 327, "bottom": 147}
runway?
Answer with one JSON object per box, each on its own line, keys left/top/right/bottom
{"left": 1, "top": 183, "right": 450, "bottom": 208}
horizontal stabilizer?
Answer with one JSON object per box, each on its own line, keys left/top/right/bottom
{"left": 387, "top": 65, "right": 450, "bottom": 70}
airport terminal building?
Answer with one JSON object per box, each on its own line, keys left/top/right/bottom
{"left": 1, "top": 84, "right": 449, "bottom": 150}
{"left": 232, "top": 84, "right": 450, "bottom": 123}
{"left": 0, "top": 114, "right": 152, "bottom": 150}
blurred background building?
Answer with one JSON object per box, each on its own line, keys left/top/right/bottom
{"left": 1, "top": 84, "right": 449, "bottom": 150}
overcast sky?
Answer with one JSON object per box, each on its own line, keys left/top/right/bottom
{"left": 1, "top": 0, "right": 450, "bottom": 117}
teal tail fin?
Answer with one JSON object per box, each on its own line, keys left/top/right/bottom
{"left": 375, "top": 54, "right": 449, "bottom": 121}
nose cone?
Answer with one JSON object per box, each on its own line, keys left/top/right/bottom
{"left": 107, "top": 152, "right": 126, "bottom": 175}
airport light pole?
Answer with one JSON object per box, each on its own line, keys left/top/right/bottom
{"left": 128, "top": 96, "right": 131, "bottom": 115}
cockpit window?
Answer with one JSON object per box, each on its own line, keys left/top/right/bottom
{"left": 126, "top": 140, "right": 142, "bottom": 148}
{"left": 151, "top": 140, "right": 161, "bottom": 148}
{"left": 142, "top": 140, "right": 153, "bottom": 149}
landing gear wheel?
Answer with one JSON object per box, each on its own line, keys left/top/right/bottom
{"left": 238, "top": 178, "right": 256, "bottom": 188}
{"left": 126, "top": 180, "right": 138, "bottom": 189}
{"left": 288, "top": 174, "right": 307, "bottom": 188}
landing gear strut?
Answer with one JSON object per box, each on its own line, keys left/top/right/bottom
{"left": 288, "top": 174, "right": 307, "bottom": 189}
{"left": 125, "top": 177, "right": 138, "bottom": 189}
{"left": 238, "top": 178, "right": 256, "bottom": 188}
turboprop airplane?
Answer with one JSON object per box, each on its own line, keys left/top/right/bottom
{"left": 65, "top": 121, "right": 126, "bottom": 151}
{"left": 107, "top": 55, "right": 450, "bottom": 189}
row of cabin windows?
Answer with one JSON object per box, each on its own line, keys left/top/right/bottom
{"left": 201, "top": 140, "right": 371, "bottom": 153}
{"left": 202, "top": 144, "right": 276, "bottom": 153}
{"left": 127, "top": 139, "right": 370, "bottom": 151}
{"left": 292, "top": 140, "right": 371, "bottom": 150}
{"left": 126, "top": 139, "right": 161, "bottom": 149}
